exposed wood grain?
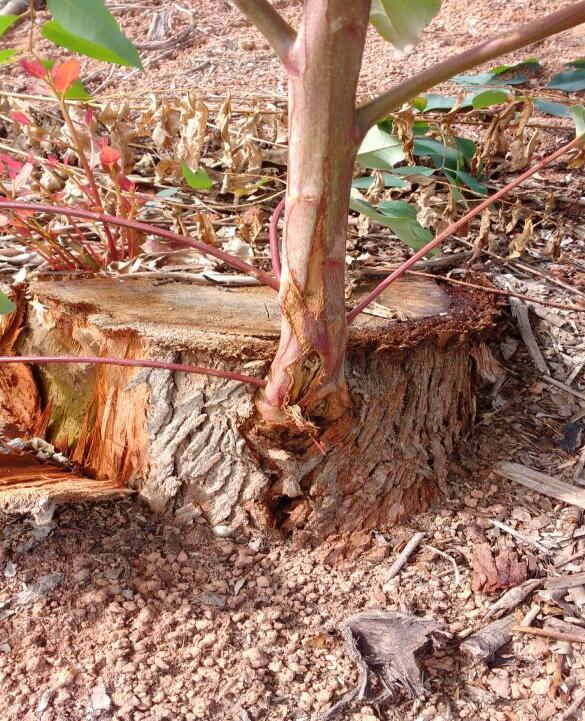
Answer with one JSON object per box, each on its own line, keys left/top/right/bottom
{"left": 497, "top": 462, "right": 585, "bottom": 510}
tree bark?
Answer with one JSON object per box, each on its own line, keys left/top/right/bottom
{"left": 260, "top": 0, "right": 371, "bottom": 424}
{"left": 0, "top": 276, "right": 500, "bottom": 549}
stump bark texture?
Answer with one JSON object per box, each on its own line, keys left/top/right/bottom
{"left": 1, "top": 276, "right": 499, "bottom": 543}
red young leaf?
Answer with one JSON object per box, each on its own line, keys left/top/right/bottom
{"left": 51, "top": 59, "right": 80, "bottom": 95}
{"left": 19, "top": 58, "right": 46, "bottom": 79}
{"left": 116, "top": 173, "right": 134, "bottom": 192}
{"left": 83, "top": 107, "right": 94, "bottom": 125}
{"left": 100, "top": 144, "right": 121, "bottom": 168}
{"left": 0, "top": 154, "right": 24, "bottom": 179}
{"left": 10, "top": 111, "right": 32, "bottom": 126}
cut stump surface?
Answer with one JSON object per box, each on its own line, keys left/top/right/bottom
{"left": 1, "top": 276, "right": 500, "bottom": 544}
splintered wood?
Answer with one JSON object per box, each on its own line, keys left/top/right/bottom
{"left": 0, "top": 448, "right": 128, "bottom": 516}
{"left": 496, "top": 462, "right": 585, "bottom": 510}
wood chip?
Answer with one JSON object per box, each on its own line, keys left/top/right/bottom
{"left": 471, "top": 542, "right": 527, "bottom": 594}
{"left": 545, "top": 572, "right": 585, "bottom": 591}
{"left": 460, "top": 614, "right": 514, "bottom": 663}
{"left": 496, "top": 462, "right": 585, "bottom": 510}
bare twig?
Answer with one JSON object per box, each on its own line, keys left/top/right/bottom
{"left": 357, "top": 1, "right": 585, "bottom": 132}
{"left": 347, "top": 135, "right": 584, "bottom": 322}
{"left": 425, "top": 545, "right": 461, "bottom": 586}
{"left": 512, "top": 624, "right": 585, "bottom": 644}
{"left": 561, "top": 692, "right": 585, "bottom": 720}
{"left": 509, "top": 297, "right": 550, "bottom": 374}
{"left": 483, "top": 578, "right": 542, "bottom": 621}
{"left": 491, "top": 519, "right": 554, "bottom": 556}
{"left": 496, "top": 462, "right": 585, "bottom": 510}
{"left": 542, "top": 376, "right": 585, "bottom": 403}
{"left": 386, "top": 532, "right": 425, "bottom": 580}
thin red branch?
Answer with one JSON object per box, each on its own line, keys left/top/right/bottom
{"left": 269, "top": 197, "right": 285, "bottom": 282}
{"left": 347, "top": 134, "right": 584, "bottom": 322}
{"left": 0, "top": 355, "right": 267, "bottom": 387}
{"left": 0, "top": 200, "right": 280, "bottom": 290}
{"left": 357, "top": 1, "right": 585, "bottom": 134}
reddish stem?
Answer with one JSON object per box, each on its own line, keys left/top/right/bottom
{"left": 269, "top": 197, "right": 285, "bottom": 282}
{"left": 346, "top": 134, "right": 584, "bottom": 323}
{"left": 0, "top": 200, "right": 280, "bottom": 290}
{"left": 0, "top": 355, "right": 267, "bottom": 387}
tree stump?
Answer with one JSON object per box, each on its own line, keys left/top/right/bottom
{"left": 1, "top": 276, "right": 499, "bottom": 544}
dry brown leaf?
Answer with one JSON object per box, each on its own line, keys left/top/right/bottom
{"left": 216, "top": 94, "right": 233, "bottom": 169}
{"left": 154, "top": 158, "right": 182, "bottom": 183}
{"left": 176, "top": 93, "right": 209, "bottom": 169}
{"left": 365, "top": 170, "right": 385, "bottom": 204}
{"left": 194, "top": 212, "right": 217, "bottom": 246}
{"left": 509, "top": 129, "right": 539, "bottom": 171}
{"left": 471, "top": 542, "right": 528, "bottom": 594}
{"left": 479, "top": 102, "right": 517, "bottom": 167}
{"left": 151, "top": 99, "right": 181, "bottom": 151}
{"left": 505, "top": 198, "right": 524, "bottom": 234}
{"left": 542, "top": 231, "right": 562, "bottom": 260}
{"left": 471, "top": 208, "right": 492, "bottom": 262}
{"left": 393, "top": 107, "right": 415, "bottom": 163}
{"left": 508, "top": 218, "right": 534, "bottom": 259}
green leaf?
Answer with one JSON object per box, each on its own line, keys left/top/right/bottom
{"left": 352, "top": 173, "right": 408, "bottom": 190}
{"left": 414, "top": 137, "right": 461, "bottom": 169}
{"left": 40, "top": 59, "right": 91, "bottom": 100}
{"left": 415, "top": 94, "right": 457, "bottom": 112}
{"left": 0, "top": 290, "right": 16, "bottom": 315}
{"left": 0, "top": 15, "right": 18, "bottom": 37}
{"left": 548, "top": 67, "right": 585, "bottom": 92}
{"left": 44, "top": 0, "right": 142, "bottom": 68}
{"left": 533, "top": 99, "right": 570, "bottom": 118}
{"left": 350, "top": 190, "right": 433, "bottom": 252}
{"left": 453, "top": 136, "right": 476, "bottom": 164}
{"left": 570, "top": 106, "right": 585, "bottom": 139}
{"left": 369, "top": 0, "right": 440, "bottom": 52}
{"left": 181, "top": 163, "right": 213, "bottom": 191}
{"left": 446, "top": 169, "right": 487, "bottom": 196}
{"left": 491, "top": 58, "right": 540, "bottom": 75}
{"left": 470, "top": 89, "right": 509, "bottom": 110}
{"left": 357, "top": 126, "right": 406, "bottom": 170}
{"left": 453, "top": 59, "right": 539, "bottom": 87}
{"left": 453, "top": 71, "right": 500, "bottom": 86}
{"left": 0, "top": 49, "right": 17, "bottom": 65}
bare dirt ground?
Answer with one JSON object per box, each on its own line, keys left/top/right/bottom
{"left": 1, "top": 1, "right": 585, "bottom": 720}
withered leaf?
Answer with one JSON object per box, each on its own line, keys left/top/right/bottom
{"left": 508, "top": 218, "right": 534, "bottom": 259}
{"left": 176, "top": 93, "right": 209, "bottom": 169}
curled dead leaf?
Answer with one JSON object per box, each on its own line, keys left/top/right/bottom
{"left": 507, "top": 218, "right": 534, "bottom": 259}
{"left": 176, "top": 93, "right": 209, "bottom": 169}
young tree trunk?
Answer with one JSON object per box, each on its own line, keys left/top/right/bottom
{"left": 261, "top": 0, "right": 371, "bottom": 424}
